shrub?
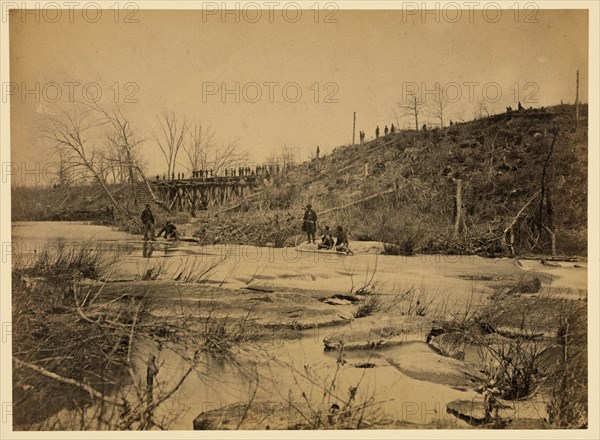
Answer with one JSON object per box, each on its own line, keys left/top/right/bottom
{"left": 546, "top": 300, "right": 587, "bottom": 428}
{"left": 24, "top": 243, "right": 112, "bottom": 280}
{"left": 371, "top": 207, "right": 422, "bottom": 256}
{"left": 12, "top": 246, "right": 140, "bottom": 428}
{"left": 353, "top": 294, "right": 382, "bottom": 318}
{"left": 383, "top": 238, "right": 418, "bottom": 256}
{"left": 263, "top": 183, "right": 300, "bottom": 209}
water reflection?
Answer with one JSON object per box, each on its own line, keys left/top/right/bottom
{"left": 142, "top": 242, "right": 154, "bottom": 258}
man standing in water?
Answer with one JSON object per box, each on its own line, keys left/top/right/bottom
{"left": 141, "top": 204, "right": 156, "bottom": 241}
{"left": 302, "top": 204, "right": 318, "bottom": 244}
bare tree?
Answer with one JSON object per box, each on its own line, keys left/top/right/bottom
{"left": 391, "top": 106, "right": 403, "bottom": 131}
{"left": 95, "top": 104, "right": 171, "bottom": 211}
{"left": 211, "top": 139, "right": 248, "bottom": 176}
{"left": 155, "top": 112, "right": 187, "bottom": 178}
{"left": 399, "top": 95, "right": 425, "bottom": 130}
{"left": 183, "top": 121, "right": 215, "bottom": 173}
{"left": 43, "top": 106, "right": 126, "bottom": 216}
{"left": 475, "top": 99, "right": 492, "bottom": 119}
{"left": 431, "top": 87, "right": 449, "bottom": 128}
{"left": 100, "top": 111, "right": 143, "bottom": 202}
{"left": 267, "top": 145, "right": 297, "bottom": 169}
{"left": 96, "top": 155, "right": 112, "bottom": 184}
{"left": 52, "top": 148, "right": 75, "bottom": 187}
{"left": 454, "top": 111, "right": 467, "bottom": 123}
{"left": 537, "top": 127, "right": 559, "bottom": 256}
{"left": 103, "top": 141, "right": 126, "bottom": 184}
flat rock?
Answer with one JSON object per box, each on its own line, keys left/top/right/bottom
{"left": 321, "top": 297, "right": 354, "bottom": 306}
{"left": 320, "top": 294, "right": 360, "bottom": 306}
{"left": 446, "top": 398, "right": 551, "bottom": 428}
{"left": 427, "top": 331, "right": 466, "bottom": 360}
{"left": 192, "top": 400, "right": 349, "bottom": 430}
{"left": 193, "top": 401, "right": 292, "bottom": 430}
{"left": 505, "top": 418, "right": 552, "bottom": 429}
{"left": 505, "top": 274, "right": 541, "bottom": 295}
{"left": 323, "top": 315, "right": 432, "bottom": 350}
{"left": 98, "top": 282, "right": 356, "bottom": 330}
{"left": 386, "top": 344, "right": 483, "bottom": 388}
{"left": 446, "top": 399, "right": 488, "bottom": 425}
{"left": 477, "top": 295, "right": 584, "bottom": 339}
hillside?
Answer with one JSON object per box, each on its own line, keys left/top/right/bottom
{"left": 12, "top": 104, "right": 588, "bottom": 256}
{"left": 209, "top": 103, "right": 587, "bottom": 256}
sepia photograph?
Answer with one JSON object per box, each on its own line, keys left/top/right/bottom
{"left": 0, "top": 1, "right": 598, "bottom": 437}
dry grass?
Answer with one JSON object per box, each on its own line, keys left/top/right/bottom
{"left": 12, "top": 244, "right": 253, "bottom": 430}
{"left": 353, "top": 294, "right": 383, "bottom": 318}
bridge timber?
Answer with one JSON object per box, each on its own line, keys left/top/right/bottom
{"left": 151, "top": 175, "right": 264, "bottom": 213}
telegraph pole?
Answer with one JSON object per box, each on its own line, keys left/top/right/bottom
{"left": 352, "top": 111, "right": 356, "bottom": 145}
{"left": 575, "top": 69, "right": 580, "bottom": 130}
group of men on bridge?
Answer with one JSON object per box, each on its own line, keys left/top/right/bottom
{"left": 154, "top": 163, "right": 284, "bottom": 182}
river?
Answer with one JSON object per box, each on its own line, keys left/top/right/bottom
{"left": 11, "top": 221, "right": 586, "bottom": 429}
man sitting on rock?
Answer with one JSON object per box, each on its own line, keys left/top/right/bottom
{"left": 335, "top": 225, "right": 353, "bottom": 255}
{"left": 157, "top": 220, "right": 179, "bottom": 240}
{"left": 318, "top": 225, "right": 334, "bottom": 250}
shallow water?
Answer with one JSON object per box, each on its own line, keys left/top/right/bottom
{"left": 134, "top": 331, "right": 475, "bottom": 429}
{"left": 11, "top": 221, "right": 582, "bottom": 429}
{"left": 13, "top": 221, "right": 586, "bottom": 304}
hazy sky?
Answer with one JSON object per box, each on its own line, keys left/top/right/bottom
{"left": 9, "top": 7, "right": 589, "bottom": 182}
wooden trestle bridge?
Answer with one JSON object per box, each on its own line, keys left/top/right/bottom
{"left": 151, "top": 175, "right": 264, "bottom": 212}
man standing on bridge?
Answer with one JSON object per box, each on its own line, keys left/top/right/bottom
{"left": 302, "top": 204, "right": 318, "bottom": 244}
{"left": 141, "top": 204, "right": 156, "bottom": 241}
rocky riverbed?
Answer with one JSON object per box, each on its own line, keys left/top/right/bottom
{"left": 12, "top": 222, "right": 588, "bottom": 429}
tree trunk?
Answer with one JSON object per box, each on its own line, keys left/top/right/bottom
{"left": 129, "top": 166, "right": 137, "bottom": 205}
{"left": 84, "top": 159, "right": 126, "bottom": 217}
{"left": 543, "top": 225, "right": 557, "bottom": 257}
{"left": 539, "top": 130, "right": 558, "bottom": 223}
{"left": 453, "top": 179, "right": 462, "bottom": 238}
{"left": 414, "top": 96, "right": 419, "bottom": 130}
{"left": 316, "top": 188, "right": 395, "bottom": 217}
{"left": 501, "top": 191, "right": 539, "bottom": 254}
{"left": 144, "top": 354, "right": 158, "bottom": 429}
{"left": 97, "top": 179, "right": 125, "bottom": 216}
{"left": 575, "top": 70, "right": 579, "bottom": 130}
{"left": 539, "top": 130, "right": 558, "bottom": 254}
{"left": 146, "top": 355, "right": 156, "bottom": 407}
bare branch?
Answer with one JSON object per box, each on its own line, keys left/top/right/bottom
{"left": 155, "top": 112, "right": 188, "bottom": 177}
{"left": 14, "top": 357, "right": 127, "bottom": 408}
{"left": 399, "top": 95, "right": 425, "bottom": 130}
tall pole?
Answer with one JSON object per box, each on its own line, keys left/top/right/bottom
{"left": 352, "top": 111, "right": 356, "bottom": 145}
{"left": 414, "top": 96, "right": 419, "bottom": 131}
{"left": 453, "top": 179, "right": 463, "bottom": 238}
{"left": 575, "top": 69, "right": 580, "bottom": 129}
